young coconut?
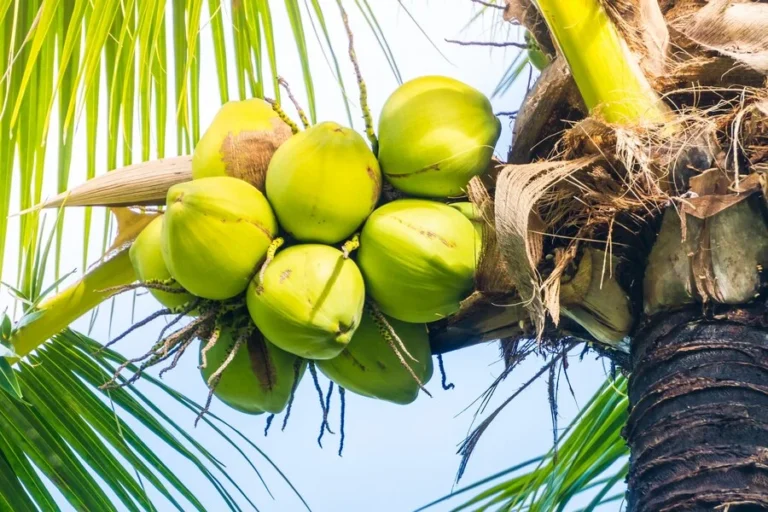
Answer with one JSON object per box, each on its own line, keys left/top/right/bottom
{"left": 199, "top": 325, "right": 306, "bottom": 414}
{"left": 358, "top": 199, "right": 479, "bottom": 323}
{"left": 129, "top": 215, "right": 195, "bottom": 309}
{"left": 192, "top": 99, "right": 293, "bottom": 191}
{"left": 317, "top": 311, "right": 433, "bottom": 405}
{"left": 162, "top": 177, "right": 278, "bottom": 300}
{"left": 377, "top": 76, "right": 501, "bottom": 198}
{"left": 246, "top": 244, "right": 366, "bottom": 360}
{"left": 266, "top": 122, "right": 381, "bottom": 244}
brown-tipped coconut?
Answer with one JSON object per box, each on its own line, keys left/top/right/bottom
{"left": 192, "top": 99, "right": 293, "bottom": 191}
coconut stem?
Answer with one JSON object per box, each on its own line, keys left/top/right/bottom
{"left": 338, "top": 386, "right": 347, "bottom": 457}
{"left": 205, "top": 327, "right": 248, "bottom": 388}
{"left": 535, "top": 0, "right": 668, "bottom": 125}
{"left": 11, "top": 249, "right": 136, "bottom": 360}
{"left": 282, "top": 358, "right": 304, "bottom": 431}
{"left": 341, "top": 233, "right": 360, "bottom": 259}
{"left": 336, "top": 0, "right": 378, "bottom": 153}
{"left": 199, "top": 324, "right": 222, "bottom": 370}
{"left": 101, "top": 306, "right": 175, "bottom": 352}
{"left": 366, "top": 302, "right": 432, "bottom": 397}
{"left": 317, "top": 381, "right": 335, "bottom": 448}
{"left": 367, "top": 301, "right": 418, "bottom": 362}
{"left": 437, "top": 354, "right": 455, "bottom": 391}
{"left": 265, "top": 98, "right": 301, "bottom": 135}
{"left": 196, "top": 329, "right": 248, "bottom": 426}
{"left": 258, "top": 237, "right": 285, "bottom": 285}
{"left": 99, "top": 278, "right": 188, "bottom": 297}
{"left": 309, "top": 362, "right": 335, "bottom": 437}
{"left": 156, "top": 298, "right": 202, "bottom": 343}
{"left": 278, "top": 77, "right": 310, "bottom": 129}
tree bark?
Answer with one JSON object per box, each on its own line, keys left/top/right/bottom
{"left": 625, "top": 305, "right": 768, "bottom": 512}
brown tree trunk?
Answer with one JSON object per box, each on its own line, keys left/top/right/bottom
{"left": 625, "top": 306, "right": 768, "bottom": 512}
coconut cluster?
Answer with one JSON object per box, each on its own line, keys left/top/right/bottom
{"left": 128, "top": 75, "right": 500, "bottom": 414}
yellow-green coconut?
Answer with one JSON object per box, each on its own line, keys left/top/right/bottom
{"left": 199, "top": 327, "right": 305, "bottom": 414}
{"left": 266, "top": 122, "right": 381, "bottom": 244}
{"left": 162, "top": 176, "right": 277, "bottom": 300}
{"left": 377, "top": 76, "right": 501, "bottom": 198}
{"left": 192, "top": 98, "right": 293, "bottom": 191}
{"left": 129, "top": 215, "right": 195, "bottom": 309}
{"left": 358, "top": 199, "right": 479, "bottom": 323}
{"left": 317, "top": 312, "right": 433, "bottom": 405}
{"left": 246, "top": 244, "right": 365, "bottom": 360}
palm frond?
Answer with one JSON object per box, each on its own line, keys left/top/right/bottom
{"left": 0, "top": 327, "right": 309, "bottom": 511}
{"left": 419, "top": 376, "right": 629, "bottom": 512}
{"left": 0, "top": 0, "right": 398, "bottom": 286}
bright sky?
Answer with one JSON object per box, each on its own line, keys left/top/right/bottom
{"left": 2, "top": 1, "right": 617, "bottom": 510}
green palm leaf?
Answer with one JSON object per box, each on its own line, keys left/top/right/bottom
{"left": 419, "top": 377, "right": 629, "bottom": 512}
{"left": 0, "top": 327, "right": 310, "bottom": 511}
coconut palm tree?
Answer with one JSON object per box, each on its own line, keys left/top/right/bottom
{"left": 6, "top": 0, "right": 765, "bottom": 511}
{"left": 430, "top": 0, "right": 768, "bottom": 510}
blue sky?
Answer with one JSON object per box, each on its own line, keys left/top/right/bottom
{"left": 1, "top": 1, "right": 618, "bottom": 510}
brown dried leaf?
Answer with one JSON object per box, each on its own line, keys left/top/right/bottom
{"left": 494, "top": 156, "right": 600, "bottom": 336}
{"left": 108, "top": 208, "right": 161, "bottom": 253}
{"left": 673, "top": 0, "right": 768, "bottom": 75}
{"left": 509, "top": 57, "right": 584, "bottom": 164}
{"left": 683, "top": 170, "right": 761, "bottom": 219}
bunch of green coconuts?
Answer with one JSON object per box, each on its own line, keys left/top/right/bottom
{"left": 129, "top": 75, "right": 501, "bottom": 414}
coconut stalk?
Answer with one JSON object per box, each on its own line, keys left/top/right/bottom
{"left": 11, "top": 249, "right": 136, "bottom": 358}
{"left": 535, "top": 0, "right": 668, "bottom": 125}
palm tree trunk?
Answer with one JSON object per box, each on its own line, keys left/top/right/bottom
{"left": 626, "top": 305, "right": 768, "bottom": 511}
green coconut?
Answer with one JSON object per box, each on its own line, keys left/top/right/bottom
{"left": 246, "top": 244, "right": 366, "bottom": 360}
{"left": 129, "top": 216, "right": 195, "bottom": 309}
{"left": 377, "top": 76, "right": 501, "bottom": 198}
{"left": 199, "top": 326, "right": 305, "bottom": 414}
{"left": 450, "top": 201, "right": 485, "bottom": 243}
{"left": 266, "top": 121, "right": 381, "bottom": 244}
{"left": 192, "top": 99, "right": 293, "bottom": 191}
{"left": 162, "top": 176, "right": 277, "bottom": 300}
{"left": 316, "top": 312, "right": 433, "bottom": 405}
{"left": 358, "top": 199, "right": 479, "bottom": 323}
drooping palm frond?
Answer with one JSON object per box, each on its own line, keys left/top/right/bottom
{"left": 0, "top": 326, "right": 309, "bottom": 512}
{"left": 419, "top": 376, "right": 629, "bottom": 512}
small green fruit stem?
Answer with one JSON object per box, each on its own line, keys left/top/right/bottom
{"left": 336, "top": 0, "right": 378, "bottom": 154}
{"left": 535, "top": 0, "right": 669, "bottom": 125}
{"left": 258, "top": 237, "right": 285, "bottom": 284}
{"left": 11, "top": 249, "right": 136, "bottom": 359}
{"left": 278, "top": 77, "right": 311, "bottom": 129}
{"left": 366, "top": 301, "right": 423, "bottom": 367}
{"left": 341, "top": 233, "right": 360, "bottom": 259}
{"left": 266, "top": 99, "right": 301, "bottom": 134}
